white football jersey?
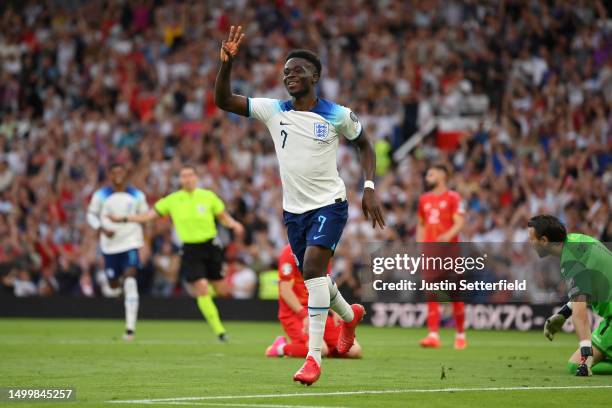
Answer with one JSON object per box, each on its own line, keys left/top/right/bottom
{"left": 249, "top": 97, "right": 363, "bottom": 214}
{"left": 87, "top": 186, "right": 148, "bottom": 254}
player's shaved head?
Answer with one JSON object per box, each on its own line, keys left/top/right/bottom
{"left": 285, "top": 49, "right": 321, "bottom": 76}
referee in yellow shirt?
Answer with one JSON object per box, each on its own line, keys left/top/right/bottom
{"left": 111, "top": 165, "right": 244, "bottom": 342}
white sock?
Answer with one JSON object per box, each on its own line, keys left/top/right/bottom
{"left": 305, "top": 277, "right": 329, "bottom": 365}
{"left": 456, "top": 332, "right": 465, "bottom": 340}
{"left": 327, "top": 276, "right": 354, "bottom": 322}
{"left": 276, "top": 344, "right": 285, "bottom": 356}
{"left": 124, "top": 277, "right": 139, "bottom": 332}
{"left": 428, "top": 332, "right": 439, "bottom": 339}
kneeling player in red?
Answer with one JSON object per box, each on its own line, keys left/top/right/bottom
{"left": 266, "top": 245, "right": 362, "bottom": 359}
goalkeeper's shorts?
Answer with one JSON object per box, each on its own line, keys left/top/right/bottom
{"left": 592, "top": 318, "right": 612, "bottom": 359}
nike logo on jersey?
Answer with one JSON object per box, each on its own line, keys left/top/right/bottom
{"left": 313, "top": 234, "right": 325, "bottom": 240}
{"left": 280, "top": 121, "right": 292, "bottom": 125}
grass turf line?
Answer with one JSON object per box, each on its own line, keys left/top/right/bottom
{"left": 0, "top": 319, "right": 610, "bottom": 408}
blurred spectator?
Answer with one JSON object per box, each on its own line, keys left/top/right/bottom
{"left": 151, "top": 240, "right": 180, "bottom": 297}
{"left": 0, "top": 0, "right": 609, "bottom": 301}
{"left": 8, "top": 270, "right": 37, "bottom": 297}
{"left": 226, "top": 258, "right": 257, "bottom": 300}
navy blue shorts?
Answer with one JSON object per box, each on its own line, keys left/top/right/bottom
{"left": 103, "top": 249, "right": 140, "bottom": 281}
{"left": 283, "top": 200, "right": 348, "bottom": 272}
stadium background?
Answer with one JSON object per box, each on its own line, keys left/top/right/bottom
{"left": 0, "top": 0, "right": 610, "bottom": 323}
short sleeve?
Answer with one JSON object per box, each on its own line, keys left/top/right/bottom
{"left": 567, "top": 270, "right": 593, "bottom": 300}
{"left": 279, "top": 261, "right": 296, "bottom": 281}
{"left": 278, "top": 249, "right": 298, "bottom": 281}
{"left": 248, "top": 98, "right": 280, "bottom": 123}
{"left": 209, "top": 192, "right": 225, "bottom": 215}
{"left": 562, "top": 251, "right": 592, "bottom": 300}
{"left": 334, "top": 106, "right": 363, "bottom": 141}
{"left": 154, "top": 194, "right": 172, "bottom": 216}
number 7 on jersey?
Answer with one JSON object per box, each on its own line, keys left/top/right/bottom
{"left": 281, "top": 129, "right": 288, "bottom": 149}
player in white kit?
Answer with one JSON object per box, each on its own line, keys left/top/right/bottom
{"left": 215, "top": 26, "right": 385, "bottom": 385}
{"left": 87, "top": 163, "right": 148, "bottom": 340}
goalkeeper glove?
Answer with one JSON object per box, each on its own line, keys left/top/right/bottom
{"left": 544, "top": 303, "right": 572, "bottom": 341}
{"left": 576, "top": 344, "right": 593, "bottom": 377}
{"left": 543, "top": 313, "right": 566, "bottom": 341}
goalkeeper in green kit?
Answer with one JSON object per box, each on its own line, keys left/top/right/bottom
{"left": 527, "top": 215, "right": 612, "bottom": 376}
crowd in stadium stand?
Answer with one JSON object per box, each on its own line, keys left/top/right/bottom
{"left": 0, "top": 0, "right": 610, "bottom": 300}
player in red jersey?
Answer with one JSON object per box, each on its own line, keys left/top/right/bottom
{"left": 417, "top": 164, "right": 467, "bottom": 350}
{"left": 265, "top": 244, "right": 362, "bottom": 359}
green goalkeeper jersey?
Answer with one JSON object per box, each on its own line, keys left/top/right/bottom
{"left": 560, "top": 233, "right": 612, "bottom": 319}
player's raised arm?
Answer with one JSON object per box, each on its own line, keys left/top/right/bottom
{"left": 214, "top": 25, "right": 248, "bottom": 116}
{"left": 352, "top": 130, "right": 385, "bottom": 229}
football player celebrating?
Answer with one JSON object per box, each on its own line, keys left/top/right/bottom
{"left": 215, "top": 26, "right": 384, "bottom": 385}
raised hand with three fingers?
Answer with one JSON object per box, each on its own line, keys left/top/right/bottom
{"left": 220, "top": 25, "right": 245, "bottom": 62}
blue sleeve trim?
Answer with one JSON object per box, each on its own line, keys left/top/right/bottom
{"left": 247, "top": 97, "right": 251, "bottom": 118}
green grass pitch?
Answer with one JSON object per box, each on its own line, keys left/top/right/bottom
{"left": 0, "top": 319, "right": 610, "bottom": 407}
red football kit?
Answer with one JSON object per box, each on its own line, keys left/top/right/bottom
{"left": 418, "top": 189, "right": 466, "bottom": 336}
{"left": 418, "top": 190, "right": 464, "bottom": 243}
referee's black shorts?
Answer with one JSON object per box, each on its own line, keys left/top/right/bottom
{"left": 180, "top": 241, "right": 224, "bottom": 283}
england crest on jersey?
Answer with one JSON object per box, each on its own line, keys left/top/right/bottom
{"left": 314, "top": 122, "right": 329, "bottom": 140}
